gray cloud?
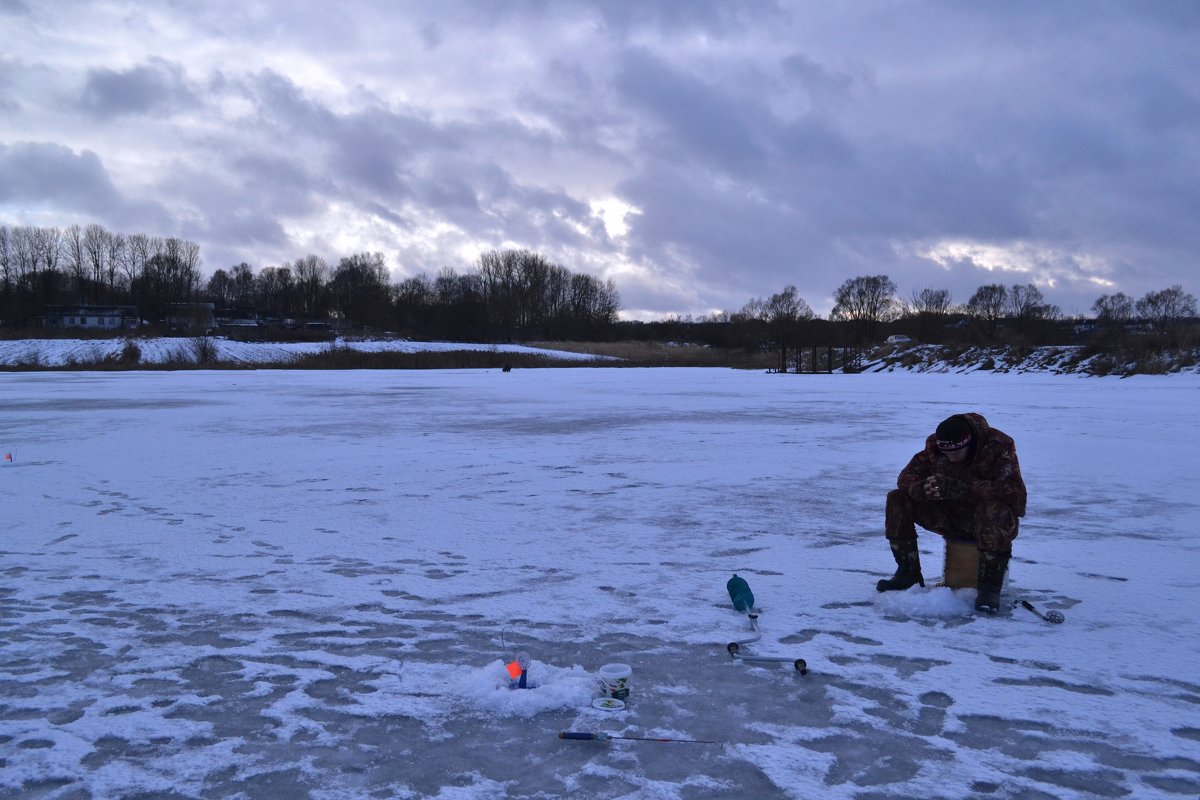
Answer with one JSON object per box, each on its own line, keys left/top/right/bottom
{"left": 781, "top": 54, "right": 857, "bottom": 108}
{"left": 0, "top": 0, "right": 30, "bottom": 16}
{"left": 0, "top": 141, "right": 172, "bottom": 232}
{"left": 0, "top": 141, "right": 119, "bottom": 207}
{"left": 182, "top": 210, "right": 290, "bottom": 254}
{"left": 81, "top": 57, "right": 198, "bottom": 118}
{"left": 588, "top": 0, "right": 789, "bottom": 36}
{"left": 418, "top": 22, "right": 444, "bottom": 50}
{"left": 615, "top": 47, "right": 769, "bottom": 173}
{"left": 0, "top": 57, "right": 20, "bottom": 113}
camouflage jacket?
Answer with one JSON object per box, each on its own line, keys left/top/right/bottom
{"left": 897, "top": 412, "right": 1027, "bottom": 517}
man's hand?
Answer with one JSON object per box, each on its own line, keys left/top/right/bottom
{"left": 907, "top": 478, "right": 929, "bottom": 500}
{"left": 918, "top": 474, "right": 968, "bottom": 502}
{"left": 922, "top": 475, "right": 943, "bottom": 500}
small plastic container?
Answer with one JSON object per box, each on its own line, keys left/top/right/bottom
{"left": 597, "top": 663, "right": 631, "bottom": 700}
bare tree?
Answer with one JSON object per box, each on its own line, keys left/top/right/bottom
{"left": 1006, "top": 283, "right": 1054, "bottom": 336}
{"left": 967, "top": 283, "right": 1008, "bottom": 339}
{"left": 1093, "top": 292, "right": 1133, "bottom": 322}
{"left": 516, "top": 250, "right": 552, "bottom": 334}
{"left": 293, "top": 254, "right": 328, "bottom": 317}
{"left": 738, "top": 296, "right": 767, "bottom": 321}
{"left": 433, "top": 267, "right": 459, "bottom": 307}
{"left": 901, "top": 287, "right": 953, "bottom": 341}
{"left": 82, "top": 223, "right": 109, "bottom": 295}
{"left": 561, "top": 271, "right": 620, "bottom": 334}
{"left": 908, "top": 287, "right": 953, "bottom": 317}
{"left": 229, "top": 263, "right": 255, "bottom": 309}
{"left": 477, "top": 249, "right": 522, "bottom": 341}
{"left": 395, "top": 273, "right": 432, "bottom": 331}
{"left": 125, "top": 234, "right": 152, "bottom": 288}
{"left": 124, "top": 234, "right": 155, "bottom": 321}
{"left": 0, "top": 226, "right": 10, "bottom": 296}
{"left": 64, "top": 224, "right": 88, "bottom": 299}
{"left": 9, "top": 226, "right": 35, "bottom": 287}
{"left": 256, "top": 265, "right": 295, "bottom": 316}
{"left": 596, "top": 277, "right": 621, "bottom": 327}
{"left": 831, "top": 274, "right": 897, "bottom": 343}
{"left": 397, "top": 273, "right": 432, "bottom": 307}
{"left": 765, "top": 285, "right": 815, "bottom": 371}
{"left": 1136, "top": 285, "right": 1197, "bottom": 334}
{"left": 1092, "top": 292, "right": 1134, "bottom": 341}
{"left": 104, "top": 232, "right": 126, "bottom": 300}
{"left": 30, "top": 226, "right": 65, "bottom": 305}
{"left": 544, "top": 263, "right": 570, "bottom": 331}
{"left": 329, "top": 251, "right": 390, "bottom": 328}
{"left": 179, "top": 239, "right": 203, "bottom": 298}
{"left": 206, "top": 268, "right": 235, "bottom": 308}
{"left": 143, "top": 237, "right": 202, "bottom": 321}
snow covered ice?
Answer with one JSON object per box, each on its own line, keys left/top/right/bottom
{"left": 2, "top": 367, "right": 1198, "bottom": 799}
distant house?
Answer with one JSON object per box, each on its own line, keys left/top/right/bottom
{"left": 885, "top": 334, "right": 913, "bottom": 345}
{"left": 212, "top": 308, "right": 264, "bottom": 337}
{"left": 167, "top": 302, "right": 216, "bottom": 333}
{"left": 41, "top": 305, "right": 138, "bottom": 331}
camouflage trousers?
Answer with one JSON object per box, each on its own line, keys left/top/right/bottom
{"left": 885, "top": 488, "right": 1019, "bottom": 553}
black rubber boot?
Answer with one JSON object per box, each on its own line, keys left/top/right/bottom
{"left": 975, "top": 551, "right": 1010, "bottom": 613}
{"left": 876, "top": 539, "right": 925, "bottom": 592}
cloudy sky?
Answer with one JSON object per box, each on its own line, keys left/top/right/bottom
{"left": 1, "top": 1, "right": 1197, "bottom": 319}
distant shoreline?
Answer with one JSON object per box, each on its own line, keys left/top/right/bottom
{"left": 0, "top": 336, "right": 1197, "bottom": 376}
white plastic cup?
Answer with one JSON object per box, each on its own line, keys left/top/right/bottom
{"left": 597, "top": 663, "right": 631, "bottom": 700}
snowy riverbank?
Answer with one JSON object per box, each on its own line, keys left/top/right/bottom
{"left": 0, "top": 336, "right": 605, "bottom": 368}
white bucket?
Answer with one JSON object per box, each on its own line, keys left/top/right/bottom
{"left": 597, "top": 663, "right": 632, "bottom": 700}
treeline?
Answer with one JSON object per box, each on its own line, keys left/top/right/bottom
{"left": 0, "top": 224, "right": 202, "bottom": 327}
{"left": 209, "top": 248, "right": 620, "bottom": 341}
{"left": 3, "top": 223, "right": 1195, "bottom": 359}
{"left": 0, "top": 224, "right": 620, "bottom": 341}
{"left": 631, "top": 276, "right": 1198, "bottom": 371}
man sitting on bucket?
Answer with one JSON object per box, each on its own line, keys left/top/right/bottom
{"left": 877, "top": 413, "right": 1027, "bottom": 613}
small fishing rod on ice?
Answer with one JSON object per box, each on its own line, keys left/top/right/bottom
{"left": 559, "top": 731, "right": 721, "bottom": 745}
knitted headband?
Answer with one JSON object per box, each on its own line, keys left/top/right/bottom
{"left": 935, "top": 416, "right": 973, "bottom": 451}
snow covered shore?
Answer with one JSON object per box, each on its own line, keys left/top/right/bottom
{"left": 0, "top": 336, "right": 604, "bottom": 367}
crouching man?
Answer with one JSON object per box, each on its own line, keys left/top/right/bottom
{"left": 877, "top": 413, "right": 1027, "bottom": 613}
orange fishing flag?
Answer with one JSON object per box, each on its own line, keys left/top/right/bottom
{"left": 505, "top": 660, "right": 523, "bottom": 680}
{"left": 4, "top": 453, "right": 10, "bottom": 462}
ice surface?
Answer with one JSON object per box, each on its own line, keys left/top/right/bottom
{"left": 1, "top": 368, "right": 1198, "bottom": 798}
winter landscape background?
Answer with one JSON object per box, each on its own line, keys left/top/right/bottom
{"left": 2, "top": 363, "right": 1199, "bottom": 799}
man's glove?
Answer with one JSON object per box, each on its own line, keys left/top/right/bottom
{"left": 907, "top": 480, "right": 927, "bottom": 501}
{"left": 936, "top": 475, "right": 969, "bottom": 501}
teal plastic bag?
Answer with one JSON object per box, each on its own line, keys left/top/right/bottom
{"left": 726, "top": 574, "right": 754, "bottom": 612}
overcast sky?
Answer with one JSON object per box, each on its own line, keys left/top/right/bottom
{"left": 1, "top": 1, "right": 1197, "bottom": 319}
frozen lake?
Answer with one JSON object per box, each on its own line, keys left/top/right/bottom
{"left": 2, "top": 368, "right": 1198, "bottom": 799}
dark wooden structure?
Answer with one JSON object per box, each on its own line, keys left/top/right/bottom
{"left": 793, "top": 345, "right": 862, "bottom": 373}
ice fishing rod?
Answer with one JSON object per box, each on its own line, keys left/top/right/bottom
{"left": 559, "top": 731, "right": 720, "bottom": 745}
{"left": 1014, "top": 599, "right": 1065, "bottom": 624}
